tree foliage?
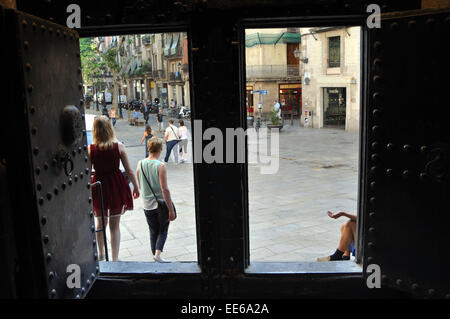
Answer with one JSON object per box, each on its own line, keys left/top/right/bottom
{"left": 103, "top": 48, "right": 120, "bottom": 73}
{"left": 79, "top": 38, "right": 106, "bottom": 85}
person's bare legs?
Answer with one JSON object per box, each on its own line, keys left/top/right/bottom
{"left": 95, "top": 216, "right": 109, "bottom": 260}
{"left": 108, "top": 215, "right": 121, "bottom": 261}
{"left": 338, "top": 220, "right": 356, "bottom": 253}
{"left": 317, "top": 220, "right": 356, "bottom": 262}
{"left": 340, "top": 223, "right": 351, "bottom": 257}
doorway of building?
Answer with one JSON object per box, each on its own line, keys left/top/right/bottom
{"left": 279, "top": 83, "right": 301, "bottom": 116}
{"left": 246, "top": 86, "right": 254, "bottom": 115}
{"left": 323, "top": 87, "right": 346, "bottom": 128}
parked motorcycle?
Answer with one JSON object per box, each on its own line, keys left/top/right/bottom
{"left": 178, "top": 106, "right": 191, "bottom": 119}
{"left": 149, "top": 101, "right": 159, "bottom": 113}
{"left": 168, "top": 107, "right": 180, "bottom": 118}
{"left": 129, "top": 99, "right": 143, "bottom": 111}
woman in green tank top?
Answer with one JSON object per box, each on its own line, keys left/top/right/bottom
{"left": 136, "top": 136, "right": 176, "bottom": 262}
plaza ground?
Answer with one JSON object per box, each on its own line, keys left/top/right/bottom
{"left": 86, "top": 106, "right": 358, "bottom": 263}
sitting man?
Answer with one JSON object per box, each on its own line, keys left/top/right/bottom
{"left": 130, "top": 110, "right": 139, "bottom": 126}
{"left": 317, "top": 211, "right": 357, "bottom": 262}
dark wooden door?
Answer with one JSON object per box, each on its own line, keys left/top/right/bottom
{"left": 287, "top": 43, "right": 299, "bottom": 76}
{"left": 2, "top": 8, "right": 99, "bottom": 298}
{"left": 363, "top": 8, "right": 450, "bottom": 298}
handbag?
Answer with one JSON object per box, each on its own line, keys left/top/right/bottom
{"left": 140, "top": 162, "right": 177, "bottom": 222}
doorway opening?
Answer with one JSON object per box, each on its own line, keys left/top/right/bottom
{"left": 245, "top": 25, "right": 362, "bottom": 266}
{"left": 80, "top": 32, "right": 197, "bottom": 266}
{"left": 324, "top": 87, "right": 346, "bottom": 129}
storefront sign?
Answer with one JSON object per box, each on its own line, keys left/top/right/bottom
{"left": 280, "top": 84, "right": 301, "bottom": 89}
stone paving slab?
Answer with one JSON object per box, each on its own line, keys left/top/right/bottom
{"left": 87, "top": 108, "right": 358, "bottom": 263}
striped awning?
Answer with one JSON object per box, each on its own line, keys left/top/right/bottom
{"left": 170, "top": 33, "right": 180, "bottom": 55}
{"left": 164, "top": 34, "right": 173, "bottom": 56}
{"left": 245, "top": 32, "right": 301, "bottom": 47}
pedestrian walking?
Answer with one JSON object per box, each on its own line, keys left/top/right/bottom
{"left": 109, "top": 107, "right": 118, "bottom": 126}
{"left": 136, "top": 137, "right": 176, "bottom": 263}
{"left": 88, "top": 115, "right": 140, "bottom": 261}
{"left": 164, "top": 119, "right": 180, "bottom": 164}
{"left": 177, "top": 120, "right": 189, "bottom": 163}
{"left": 140, "top": 124, "right": 154, "bottom": 158}
{"left": 118, "top": 102, "right": 123, "bottom": 119}
{"left": 144, "top": 102, "right": 150, "bottom": 124}
{"left": 156, "top": 109, "right": 164, "bottom": 132}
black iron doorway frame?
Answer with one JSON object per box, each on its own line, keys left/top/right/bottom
{"left": 74, "top": 12, "right": 368, "bottom": 280}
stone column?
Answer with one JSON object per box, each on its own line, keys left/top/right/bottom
{"left": 176, "top": 85, "right": 183, "bottom": 106}
{"left": 184, "top": 80, "right": 191, "bottom": 108}
{"left": 167, "top": 84, "right": 174, "bottom": 105}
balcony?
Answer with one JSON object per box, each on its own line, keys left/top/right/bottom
{"left": 327, "top": 58, "right": 340, "bottom": 68}
{"left": 152, "top": 69, "right": 166, "bottom": 80}
{"left": 168, "top": 72, "right": 183, "bottom": 82}
{"left": 246, "top": 64, "right": 300, "bottom": 80}
{"left": 142, "top": 35, "right": 152, "bottom": 46}
{"left": 164, "top": 46, "right": 182, "bottom": 58}
{"left": 142, "top": 62, "right": 152, "bottom": 74}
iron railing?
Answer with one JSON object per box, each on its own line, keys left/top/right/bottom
{"left": 152, "top": 69, "right": 166, "bottom": 80}
{"left": 169, "top": 72, "right": 183, "bottom": 82}
{"left": 246, "top": 64, "right": 300, "bottom": 79}
{"left": 327, "top": 58, "right": 340, "bottom": 68}
{"left": 91, "top": 181, "right": 109, "bottom": 262}
{"left": 142, "top": 35, "right": 152, "bottom": 45}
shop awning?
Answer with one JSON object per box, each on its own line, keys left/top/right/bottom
{"left": 164, "top": 34, "right": 173, "bottom": 56}
{"left": 170, "top": 33, "right": 180, "bottom": 55}
{"left": 245, "top": 32, "right": 301, "bottom": 47}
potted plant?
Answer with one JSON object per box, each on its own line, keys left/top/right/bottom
{"left": 267, "top": 108, "right": 283, "bottom": 131}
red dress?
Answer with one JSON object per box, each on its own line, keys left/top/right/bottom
{"left": 90, "top": 142, "right": 133, "bottom": 216}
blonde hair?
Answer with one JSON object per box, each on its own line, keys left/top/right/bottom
{"left": 93, "top": 115, "right": 115, "bottom": 150}
{"left": 147, "top": 136, "right": 163, "bottom": 154}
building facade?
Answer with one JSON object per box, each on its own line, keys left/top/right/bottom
{"left": 88, "top": 32, "right": 190, "bottom": 108}
{"left": 245, "top": 28, "right": 302, "bottom": 117}
{"left": 300, "top": 26, "right": 361, "bottom": 131}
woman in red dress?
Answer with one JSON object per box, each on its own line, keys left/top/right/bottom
{"left": 89, "top": 115, "right": 139, "bottom": 261}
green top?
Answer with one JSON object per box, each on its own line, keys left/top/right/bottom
{"left": 139, "top": 159, "right": 163, "bottom": 210}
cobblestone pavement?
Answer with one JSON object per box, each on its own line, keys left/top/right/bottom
{"left": 86, "top": 106, "right": 358, "bottom": 263}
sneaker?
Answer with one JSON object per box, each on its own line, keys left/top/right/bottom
{"left": 153, "top": 256, "right": 169, "bottom": 263}
{"left": 316, "top": 255, "right": 331, "bottom": 262}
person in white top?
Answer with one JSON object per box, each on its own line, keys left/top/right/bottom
{"left": 177, "top": 119, "right": 189, "bottom": 163}
{"left": 164, "top": 119, "right": 179, "bottom": 163}
{"left": 273, "top": 100, "right": 281, "bottom": 119}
